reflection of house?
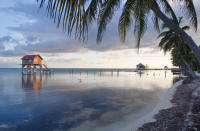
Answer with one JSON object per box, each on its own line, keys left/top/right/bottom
{"left": 136, "top": 63, "right": 146, "bottom": 70}
{"left": 22, "top": 74, "right": 42, "bottom": 93}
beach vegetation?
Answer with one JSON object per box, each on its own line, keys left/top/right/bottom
{"left": 158, "top": 17, "right": 200, "bottom": 77}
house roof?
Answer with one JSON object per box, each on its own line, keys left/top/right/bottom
{"left": 22, "top": 55, "right": 43, "bottom": 60}
{"left": 136, "top": 63, "right": 145, "bottom": 66}
{"left": 164, "top": 66, "right": 168, "bottom": 69}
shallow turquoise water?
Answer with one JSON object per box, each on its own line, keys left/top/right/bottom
{"left": 0, "top": 68, "right": 178, "bottom": 131}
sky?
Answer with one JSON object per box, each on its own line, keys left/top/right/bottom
{"left": 0, "top": 0, "right": 199, "bottom": 68}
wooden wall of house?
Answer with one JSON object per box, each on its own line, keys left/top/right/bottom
{"left": 22, "top": 60, "right": 33, "bottom": 65}
{"left": 33, "top": 56, "right": 42, "bottom": 65}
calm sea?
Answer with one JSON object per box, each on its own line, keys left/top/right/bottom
{"left": 0, "top": 68, "right": 178, "bottom": 131}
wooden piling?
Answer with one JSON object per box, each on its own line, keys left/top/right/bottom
{"left": 34, "top": 65, "right": 37, "bottom": 73}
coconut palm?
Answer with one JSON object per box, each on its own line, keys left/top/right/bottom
{"left": 37, "top": 0, "right": 200, "bottom": 63}
{"left": 171, "top": 43, "right": 200, "bottom": 73}
{"left": 158, "top": 17, "right": 196, "bottom": 77}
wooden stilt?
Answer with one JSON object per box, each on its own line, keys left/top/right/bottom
{"left": 40, "top": 65, "right": 42, "bottom": 73}
{"left": 28, "top": 65, "right": 31, "bottom": 74}
{"left": 30, "top": 65, "right": 32, "bottom": 74}
{"left": 34, "top": 65, "right": 37, "bottom": 73}
{"left": 22, "top": 65, "right": 25, "bottom": 74}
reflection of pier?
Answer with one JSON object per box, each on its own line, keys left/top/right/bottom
{"left": 22, "top": 73, "right": 42, "bottom": 92}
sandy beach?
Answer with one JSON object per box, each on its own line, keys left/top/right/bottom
{"left": 138, "top": 78, "right": 200, "bottom": 131}
{"left": 126, "top": 79, "right": 183, "bottom": 131}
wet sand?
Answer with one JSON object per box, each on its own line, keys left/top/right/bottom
{"left": 138, "top": 78, "right": 200, "bottom": 131}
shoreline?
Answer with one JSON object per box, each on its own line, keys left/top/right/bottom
{"left": 138, "top": 78, "right": 200, "bottom": 131}
{"left": 129, "top": 80, "right": 183, "bottom": 131}
{"left": 95, "top": 78, "right": 184, "bottom": 131}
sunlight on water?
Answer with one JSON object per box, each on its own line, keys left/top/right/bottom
{"left": 0, "top": 69, "right": 178, "bottom": 131}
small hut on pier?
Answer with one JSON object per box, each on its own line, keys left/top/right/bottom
{"left": 21, "top": 55, "right": 43, "bottom": 73}
{"left": 136, "top": 63, "right": 146, "bottom": 70}
{"left": 164, "top": 66, "right": 168, "bottom": 70}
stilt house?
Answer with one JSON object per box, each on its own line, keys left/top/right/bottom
{"left": 21, "top": 55, "right": 43, "bottom": 73}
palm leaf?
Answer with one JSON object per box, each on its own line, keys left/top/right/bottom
{"left": 84, "top": 0, "right": 100, "bottom": 25}
{"left": 157, "top": 30, "right": 171, "bottom": 38}
{"left": 182, "top": 26, "right": 190, "bottom": 31}
{"left": 178, "top": 0, "right": 198, "bottom": 30}
{"left": 152, "top": 15, "right": 160, "bottom": 32}
{"left": 133, "top": 0, "right": 150, "bottom": 49}
{"left": 159, "top": 0, "right": 178, "bottom": 23}
{"left": 118, "top": 0, "right": 135, "bottom": 42}
{"left": 37, "top": 0, "right": 88, "bottom": 40}
{"left": 97, "top": 0, "right": 120, "bottom": 43}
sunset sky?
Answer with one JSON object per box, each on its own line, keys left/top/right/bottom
{"left": 0, "top": 0, "right": 200, "bottom": 68}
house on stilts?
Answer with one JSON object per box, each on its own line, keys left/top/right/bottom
{"left": 136, "top": 63, "right": 146, "bottom": 70}
{"left": 21, "top": 55, "right": 50, "bottom": 74}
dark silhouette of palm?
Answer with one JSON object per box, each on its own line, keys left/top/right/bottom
{"left": 37, "top": 0, "right": 200, "bottom": 63}
{"left": 158, "top": 17, "right": 196, "bottom": 77}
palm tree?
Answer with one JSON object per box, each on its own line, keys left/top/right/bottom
{"left": 158, "top": 17, "right": 196, "bottom": 77}
{"left": 37, "top": 0, "right": 200, "bottom": 63}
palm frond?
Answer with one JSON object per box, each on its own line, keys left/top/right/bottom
{"left": 179, "top": 0, "right": 198, "bottom": 30}
{"left": 84, "top": 0, "right": 99, "bottom": 25}
{"left": 97, "top": 0, "right": 120, "bottom": 43}
{"left": 118, "top": 0, "right": 135, "bottom": 42}
{"left": 182, "top": 26, "right": 190, "bottom": 31}
{"left": 37, "top": 0, "right": 88, "bottom": 40}
{"left": 162, "top": 40, "right": 174, "bottom": 53}
{"left": 157, "top": 30, "right": 172, "bottom": 38}
{"left": 152, "top": 15, "right": 160, "bottom": 32}
{"left": 159, "top": 33, "right": 171, "bottom": 48}
{"left": 133, "top": 0, "right": 150, "bottom": 49}
{"left": 159, "top": 0, "right": 178, "bottom": 23}
{"left": 178, "top": 16, "right": 183, "bottom": 24}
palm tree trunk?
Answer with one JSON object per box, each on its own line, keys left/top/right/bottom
{"left": 181, "top": 57, "right": 196, "bottom": 78}
{"left": 149, "top": 1, "right": 200, "bottom": 63}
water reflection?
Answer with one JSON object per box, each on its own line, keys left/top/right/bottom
{"left": 137, "top": 71, "right": 144, "bottom": 78}
{"left": 0, "top": 69, "right": 179, "bottom": 131}
{"left": 22, "top": 73, "right": 42, "bottom": 92}
{"left": 68, "top": 70, "right": 172, "bottom": 79}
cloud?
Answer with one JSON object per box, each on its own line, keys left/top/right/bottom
{"left": 66, "top": 86, "right": 165, "bottom": 131}
{"left": 0, "top": 36, "right": 12, "bottom": 42}
{"left": 2, "top": 0, "right": 200, "bottom": 67}
{"left": 0, "top": 36, "right": 12, "bottom": 50}
{"left": 1, "top": 0, "right": 200, "bottom": 57}
{"left": 0, "top": 0, "right": 161, "bottom": 57}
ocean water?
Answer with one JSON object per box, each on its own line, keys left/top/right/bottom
{"left": 0, "top": 68, "right": 178, "bottom": 131}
